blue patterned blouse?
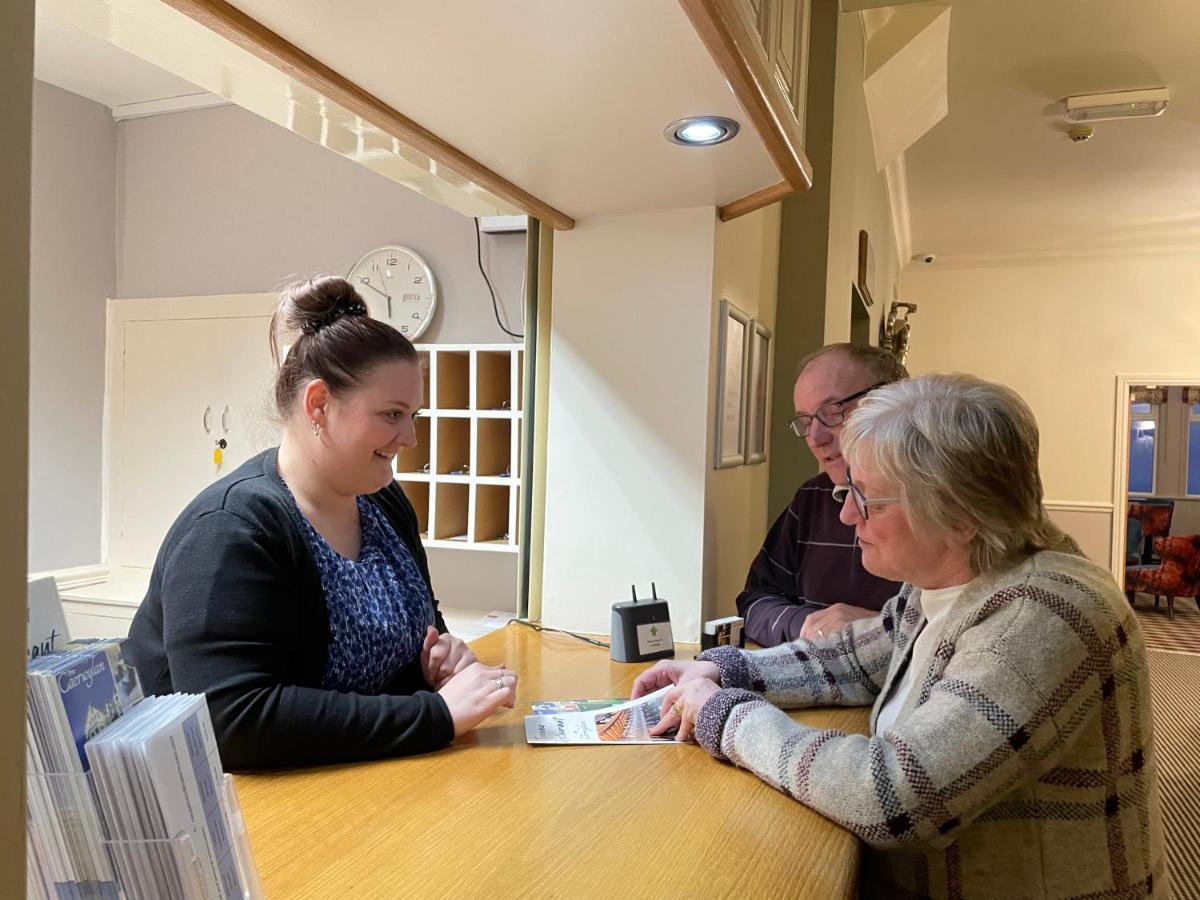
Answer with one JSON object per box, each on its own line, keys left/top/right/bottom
{"left": 294, "top": 494, "right": 435, "bottom": 693}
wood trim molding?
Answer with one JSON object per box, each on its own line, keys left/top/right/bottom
{"left": 718, "top": 181, "right": 792, "bottom": 221}
{"left": 680, "top": 0, "right": 814, "bottom": 222}
{"left": 160, "top": 0, "right": 575, "bottom": 231}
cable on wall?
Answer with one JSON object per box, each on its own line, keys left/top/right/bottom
{"left": 474, "top": 217, "right": 524, "bottom": 339}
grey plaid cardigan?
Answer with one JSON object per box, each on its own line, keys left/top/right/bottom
{"left": 696, "top": 550, "right": 1164, "bottom": 899}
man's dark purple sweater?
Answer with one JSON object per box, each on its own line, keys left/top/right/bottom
{"left": 736, "top": 472, "right": 902, "bottom": 646}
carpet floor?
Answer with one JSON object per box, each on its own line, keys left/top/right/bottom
{"left": 1146, "top": 649, "right": 1200, "bottom": 899}
{"left": 1135, "top": 596, "right": 1200, "bottom": 655}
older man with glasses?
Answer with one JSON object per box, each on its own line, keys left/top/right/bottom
{"left": 736, "top": 343, "right": 908, "bottom": 646}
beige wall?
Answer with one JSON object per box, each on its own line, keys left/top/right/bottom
{"left": 703, "top": 204, "right": 782, "bottom": 622}
{"left": 29, "top": 81, "right": 115, "bottom": 572}
{"left": 2, "top": 0, "right": 33, "bottom": 883}
{"left": 542, "top": 208, "right": 716, "bottom": 640}
{"left": 903, "top": 253, "right": 1200, "bottom": 565}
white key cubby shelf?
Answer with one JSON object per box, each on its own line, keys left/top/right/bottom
{"left": 396, "top": 344, "right": 523, "bottom": 552}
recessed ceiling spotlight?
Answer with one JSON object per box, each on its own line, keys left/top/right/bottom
{"left": 1065, "top": 88, "right": 1170, "bottom": 123}
{"left": 664, "top": 116, "right": 740, "bottom": 146}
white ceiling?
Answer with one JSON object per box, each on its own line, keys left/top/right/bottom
{"left": 224, "top": 0, "right": 780, "bottom": 220}
{"left": 903, "top": 0, "right": 1200, "bottom": 261}
{"left": 34, "top": 4, "right": 209, "bottom": 110}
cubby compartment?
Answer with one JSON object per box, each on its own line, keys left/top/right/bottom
{"left": 433, "top": 483, "right": 469, "bottom": 540}
{"left": 514, "top": 418, "right": 523, "bottom": 479}
{"left": 435, "top": 417, "right": 470, "bottom": 475}
{"left": 395, "top": 415, "right": 430, "bottom": 473}
{"left": 435, "top": 351, "right": 469, "bottom": 409}
{"left": 397, "top": 480, "right": 429, "bottom": 536}
{"left": 417, "top": 351, "right": 431, "bottom": 410}
{"left": 405, "top": 344, "right": 524, "bottom": 553}
{"left": 475, "top": 351, "right": 513, "bottom": 411}
{"left": 474, "top": 485, "right": 511, "bottom": 544}
{"left": 475, "top": 418, "right": 512, "bottom": 477}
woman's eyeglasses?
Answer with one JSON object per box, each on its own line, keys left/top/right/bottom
{"left": 788, "top": 383, "right": 884, "bottom": 438}
{"left": 844, "top": 467, "right": 902, "bottom": 521}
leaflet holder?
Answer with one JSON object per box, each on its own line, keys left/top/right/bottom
{"left": 27, "top": 771, "right": 263, "bottom": 900}
{"left": 610, "top": 583, "right": 675, "bottom": 663}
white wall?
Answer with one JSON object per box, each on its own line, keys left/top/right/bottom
{"left": 542, "top": 208, "right": 716, "bottom": 641}
{"left": 703, "top": 204, "right": 781, "bottom": 622}
{"left": 29, "top": 81, "right": 115, "bottom": 571}
{"left": 117, "top": 103, "right": 524, "bottom": 343}
{"left": 902, "top": 253, "right": 1200, "bottom": 565}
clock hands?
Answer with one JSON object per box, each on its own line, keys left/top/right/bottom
{"left": 359, "top": 274, "right": 393, "bottom": 318}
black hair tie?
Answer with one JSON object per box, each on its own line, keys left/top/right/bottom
{"left": 301, "top": 302, "right": 368, "bottom": 335}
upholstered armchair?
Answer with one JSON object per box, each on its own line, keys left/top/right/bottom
{"left": 1125, "top": 534, "right": 1200, "bottom": 620}
{"left": 1127, "top": 500, "right": 1175, "bottom": 564}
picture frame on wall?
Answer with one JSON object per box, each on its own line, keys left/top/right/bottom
{"left": 714, "top": 299, "right": 751, "bottom": 468}
{"left": 745, "top": 321, "right": 772, "bottom": 464}
{"left": 856, "top": 229, "right": 875, "bottom": 308}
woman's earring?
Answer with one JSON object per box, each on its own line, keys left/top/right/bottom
{"left": 311, "top": 420, "right": 321, "bottom": 438}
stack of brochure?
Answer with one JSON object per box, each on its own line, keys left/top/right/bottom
{"left": 26, "top": 641, "right": 259, "bottom": 900}
{"left": 26, "top": 639, "right": 144, "bottom": 899}
{"left": 87, "top": 694, "right": 248, "bottom": 900}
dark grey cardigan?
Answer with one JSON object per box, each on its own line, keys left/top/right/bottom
{"left": 127, "top": 448, "right": 454, "bottom": 769}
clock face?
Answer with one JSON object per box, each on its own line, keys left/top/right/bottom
{"left": 347, "top": 246, "right": 437, "bottom": 340}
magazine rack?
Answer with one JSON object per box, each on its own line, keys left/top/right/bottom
{"left": 27, "top": 771, "right": 263, "bottom": 900}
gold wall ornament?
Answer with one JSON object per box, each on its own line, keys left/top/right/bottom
{"left": 880, "top": 301, "right": 918, "bottom": 365}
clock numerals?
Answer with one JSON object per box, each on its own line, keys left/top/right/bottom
{"left": 349, "top": 246, "right": 435, "bottom": 339}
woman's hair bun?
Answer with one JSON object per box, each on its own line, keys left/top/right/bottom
{"left": 278, "top": 276, "right": 369, "bottom": 336}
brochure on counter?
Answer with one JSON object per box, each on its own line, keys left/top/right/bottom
{"left": 525, "top": 686, "right": 679, "bottom": 744}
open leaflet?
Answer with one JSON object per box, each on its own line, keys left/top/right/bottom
{"left": 524, "top": 686, "right": 679, "bottom": 744}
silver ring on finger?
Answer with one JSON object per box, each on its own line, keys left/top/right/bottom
{"left": 495, "top": 676, "right": 505, "bottom": 690}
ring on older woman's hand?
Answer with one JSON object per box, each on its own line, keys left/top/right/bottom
{"left": 672, "top": 701, "right": 683, "bottom": 716}
{"left": 495, "top": 676, "right": 505, "bottom": 690}
{"left": 816, "top": 629, "right": 825, "bottom": 638}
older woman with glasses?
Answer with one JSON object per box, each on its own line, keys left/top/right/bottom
{"left": 634, "top": 374, "right": 1163, "bottom": 899}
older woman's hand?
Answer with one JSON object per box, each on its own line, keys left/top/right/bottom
{"left": 630, "top": 659, "right": 720, "bottom": 700}
{"left": 648, "top": 678, "right": 722, "bottom": 742}
{"left": 421, "top": 625, "right": 477, "bottom": 690}
{"left": 798, "top": 603, "right": 877, "bottom": 641}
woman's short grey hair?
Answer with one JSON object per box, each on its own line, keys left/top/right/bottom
{"left": 840, "top": 374, "right": 1079, "bottom": 574}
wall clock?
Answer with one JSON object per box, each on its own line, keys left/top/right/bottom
{"left": 347, "top": 245, "right": 438, "bottom": 339}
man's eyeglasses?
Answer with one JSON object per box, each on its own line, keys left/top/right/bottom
{"left": 788, "top": 383, "right": 884, "bottom": 438}
{"left": 844, "top": 467, "right": 902, "bottom": 521}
